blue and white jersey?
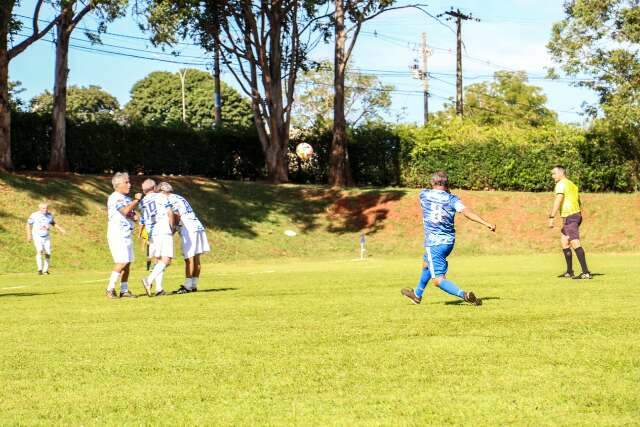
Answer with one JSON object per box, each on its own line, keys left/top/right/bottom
{"left": 419, "top": 189, "right": 465, "bottom": 247}
{"left": 151, "top": 193, "right": 173, "bottom": 236}
{"left": 27, "top": 211, "right": 55, "bottom": 238}
{"left": 139, "top": 192, "right": 160, "bottom": 236}
{"left": 107, "top": 191, "right": 134, "bottom": 239}
{"left": 168, "top": 193, "right": 204, "bottom": 233}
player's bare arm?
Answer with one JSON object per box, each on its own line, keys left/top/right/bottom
{"left": 54, "top": 223, "right": 66, "bottom": 234}
{"left": 548, "top": 193, "right": 563, "bottom": 228}
{"left": 461, "top": 207, "right": 496, "bottom": 232}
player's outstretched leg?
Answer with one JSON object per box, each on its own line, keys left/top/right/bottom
{"left": 434, "top": 277, "right": 482, "bottom": 306}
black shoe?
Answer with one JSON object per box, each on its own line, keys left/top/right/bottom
{"left": 191, "top": 287, "right": 198, "bottom": 292}
{"left": 105, "top": 289, "right": 118, "bottom": 299}
{"left": 173, "top": 285, "right": 192, "bottom": 295}
{"left": 155, "top": 290, "right": 167, "bottom": 297}
{"left": 119, "top": 291, "right": 138, "bottom": 298}
{"left": 401, "top": 288, "right": 421, "bottom": 305}
{"left": 464, "top": 291, "right": 482, "bottom": 306}
{"left": 44, "top": 271, "right": 50, "bottom": 275}
{"left": 38, "top": 270, "right": 43, "bottom": 275}
{"left": 558, "top": 271, "right": 574, "bottom": 278}
{"left": 573, "top": 272, "right": 593, "bottom": 280}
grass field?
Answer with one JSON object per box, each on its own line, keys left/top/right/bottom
{"left": 1, "top": 253, "right": 639, "bottom": 425}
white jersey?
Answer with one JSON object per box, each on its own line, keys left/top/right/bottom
{"left": 168, "top": 193, "right": 204, "bottom": 233}
{"left": 107, "top": 192, "right": 134, "bottom": 239}
{"left": 139, "top": 192, "right": 161, "bottom": 236}
{"left": 151, "top": 193, "right": 173, "bottom": 236}
{"left": 28, "top": 212, "right": 55, "bottom": 238}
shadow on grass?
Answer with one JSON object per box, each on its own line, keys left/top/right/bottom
{"left": 0, "top": 292, "right": 59, "bottom": 298}
{"left": 444, "top": 296, "right": 501, "bottom": 306}
{"left": 1, "top": 173, "right": 409, "bottom": 238}
{"left": 165, "top": 287, "right": 238, "bottom": 297}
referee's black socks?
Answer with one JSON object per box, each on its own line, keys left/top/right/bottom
{"left": 574, "top": 247, "right": 590, "bottom": 274}
{"left": 562, "top": 248, "right": 573, "bottom": 274}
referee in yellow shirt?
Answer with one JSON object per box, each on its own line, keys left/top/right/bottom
{"left": 548, "top": 165, "right": 592, "bottom": 279}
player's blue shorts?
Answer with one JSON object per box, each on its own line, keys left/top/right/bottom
{"left": 423, "top": 244, "right": 455, "bottom": 277}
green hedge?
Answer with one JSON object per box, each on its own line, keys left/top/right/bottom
{"left": 11, "top": 113, "right": 639, "bottom": 191}
{"left": 11, "top": 112, "right": 264, "bottom": 179}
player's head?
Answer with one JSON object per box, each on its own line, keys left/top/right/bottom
{"left": 551, "top": 165, "right": 566, "bottom": 182}
{"left": 38, "top": 202, "right": 48, "bottom": 213}
{"left": 112, "top": 172, "right": 131, "bottom": 194}
{"left": 141, "top": 179, "right": 156, "bottom": 194}
{"left": 157, "top": 181, "right": 173, "bottom": 194}
{"left": 431, "top": 170, "right": 449, "bottom": 190}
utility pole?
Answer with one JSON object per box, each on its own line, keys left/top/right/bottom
{"left": 421, "top": 32, "right": 429, "bottom": 125}
{"left": 213, "top": 41, "right": 222, "bottom": 128}
{"left": 442, "top": 9, "right": 479, "bottom": 116}
{"left": 410, "top": 32, "right": 431, "bottom": 125}
{"left": 178, "top": 68, "right": 188, "bottom": 123}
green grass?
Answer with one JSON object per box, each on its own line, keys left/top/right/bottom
{"left": 1, "top": 253, "right": 639, "bottom": 425}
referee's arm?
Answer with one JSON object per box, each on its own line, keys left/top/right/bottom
{"left": 548, "top": 193, "right": 564, "bottom": 228}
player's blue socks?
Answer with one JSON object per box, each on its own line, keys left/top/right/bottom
{"left": 415, "top": 268, "right": 431, "bottom": 299}
{"left": 437, "top": 279, "right": 465, "bottom": 299}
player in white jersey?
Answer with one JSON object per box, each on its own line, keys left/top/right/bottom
{"left": 141, "top": 181, "right": 175, "bottom": 297}
{"left": 26, "top": 202, "right": 65, "bottom": 274}
{"left": 138, "top": 179, "right": 159, "bottom": 271}
{"left": 167, "top": 190, "right": 210, "bottom": 294}
{"left": 106, "top": 172, "right": 143, "bottom": 299}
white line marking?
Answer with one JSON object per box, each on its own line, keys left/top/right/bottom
{"left": 1, "top": 286, "right": 27, "bottom": 290}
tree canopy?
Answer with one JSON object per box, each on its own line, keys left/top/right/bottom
{"left": 30, "top": 85, "right": 120, "bottom": 122}
{"left": 439, "top": 71, "right": 558, "bottom": 127}
{"left": 124, "top": 69, "right": 253, "bottom": 129}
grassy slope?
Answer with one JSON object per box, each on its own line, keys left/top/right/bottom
{"left": 0, "top": 254, "right": 638, "bottom": 425}
{"left": 1, "top": 172, "right": 639, "bottom": 273}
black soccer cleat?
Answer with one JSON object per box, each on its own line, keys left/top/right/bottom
{"left": 173, "top": 285, "right": 192, "bottom": 295}
{"left": 558, "top": 271, "right": 574, "bottom": 278}
{"left": 464, "top": 291, "right": 482, "bottom": 306}
{"left": 105, "top": 289, "right": 118, "bottom": 299}
{"left": 37, "top": 270, "right": 43, "bottom": 275}
{"left": 401, "top": 288, "right": 422, "bottom": 305}
{"left": 155, "top": 290, "right": 167, "bottom": 297}
{"left": 191, "top": 287, "right": 198, "bottom": 293}
{"left": 43, "top": 271, "right": 50, "bottom": 275}
{"left": 572, "top": 272, "right": 593, "bottom": 280}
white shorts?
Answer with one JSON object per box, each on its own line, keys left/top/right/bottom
{"left": 108, "top": 236, "right": 134, "bottom": 264}
{"left": 151, "top": 234, "right": 174, "bottom": 259}
{"left": 33, "top": 236, "right": 51, "bottom": 255}
{"left": 181, "top": 230, "right": 210, "bottom": 259}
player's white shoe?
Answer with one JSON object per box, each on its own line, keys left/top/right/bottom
{"left": 141, "top": 278, "right": 152, "bottom": 297}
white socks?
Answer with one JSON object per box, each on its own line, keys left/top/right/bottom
{"left": 192, "top": 277, "right": 199, "bottom": 289}
{"left": 36, "top": 254, "right": 43, "bottom": 271}
{"left": 184, "top": 277, "right": 194, "bottom": 290}
{"left": 120, "top": 281, "right": 129, "bottom": 293}
{"left": 107, "top": 271, "right": 120, "bottom": 291}
{"left": 43, "top": 255, "right": 50, "bottom": 273}
{"left": 147, "top": 262, "right": 167, "bottom": 292}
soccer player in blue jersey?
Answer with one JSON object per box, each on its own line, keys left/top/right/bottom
{"left": 401, "top": 171, "right": 496, "bottom": 306}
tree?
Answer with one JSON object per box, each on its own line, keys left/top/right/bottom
{"left": 124, "top": 69, "right": 253, "bottom": 129}
{"left": 30, "top": 85, "right": 120, "bottom": 122}
{"left": 142, "top": 0, "right": 324, "bottom": 183}
{"left": 439, "top": 71, "right": 558, "bottom": 127}
{"left": 548, "top": 0, "right": 640, "bottom": 165}
{"left": 48, "top": 0, "right": 129, "bottom": 172}
{"left": 293, "top": 60, "right": 393, "bottom": 129}
{"left": 1, "top": 1, "right": 60, "bottom": 170}
{"left": 9, "top": 80, "right": 25, "bottom": 111}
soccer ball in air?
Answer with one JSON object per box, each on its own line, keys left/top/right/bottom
{"left": 295, "top": 143, "right": 314, "bottom": 161}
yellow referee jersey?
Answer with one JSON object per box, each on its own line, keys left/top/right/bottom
{"left": 554, "top": 178, "right": 581, "bottom": 217}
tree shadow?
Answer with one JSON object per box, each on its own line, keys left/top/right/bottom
{"left": 0, "top": 292, "right": 59, "bottom": 298}
{"left": 326, "top": 190, "right": 406, "bottom": 235}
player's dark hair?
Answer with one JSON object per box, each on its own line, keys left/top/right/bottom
{"left": 431, "top": 171, "right": 449, "bottom": 188}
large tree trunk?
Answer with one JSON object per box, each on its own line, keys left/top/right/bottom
{"left": 328, "top": 0, "right": 353, "bottom": 187}
{"left": 0, "top": 4, "right": 13, "bottom": 171}
{"left": 48, "top": 9, "right": 72, "bottom": 172}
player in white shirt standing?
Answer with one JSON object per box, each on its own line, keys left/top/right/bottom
{"left": 141, "top": 181, "right": 176, "bottom": 297}
{"left": 106, "top": 172, "right": 142, "bottom": 299}
{"left": 138, "top": 179, "right": 160, "bottom": 271}
{"left": 26, "top": 202, "right": 66, "bottom": 274}
{"left": 167, "top": 188, "right": 210, "bottom": 294}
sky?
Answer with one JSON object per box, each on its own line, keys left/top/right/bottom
{"left": 10, "top": 0, "right": 596, "bottom": 125}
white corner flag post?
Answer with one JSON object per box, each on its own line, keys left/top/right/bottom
{"left": 360, "top": 234, "right": 366, "bottom": 260}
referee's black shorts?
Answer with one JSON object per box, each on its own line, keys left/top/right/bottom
{"left": 561, "top": 213, "right": 582, "bottom": 241}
